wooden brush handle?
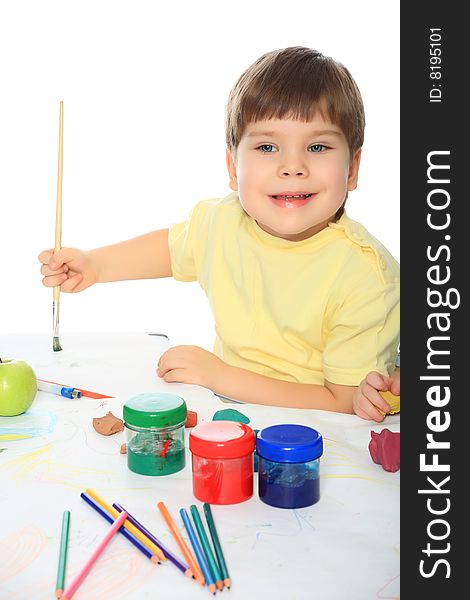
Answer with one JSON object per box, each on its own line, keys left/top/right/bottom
{"left": 55, "top": 101, "right": 64, "bottom": 253}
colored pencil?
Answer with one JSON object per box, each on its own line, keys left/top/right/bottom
{"left": 55, "top": 510, "right": 70, "bottom": 598}
{"left": 180, "top": 508, "right": 216, "bottom": 595}
{"left": 52, "top": 101, "right": 64, "bottom": 353}
{"left": 203, "top": 503, "right": 231, "bottom": 588}
{"left": 157, "top": 501, "right": 205, "bottom": 586}
{"left": 113, "top": 502, "right": 192, "bottom": 577}
{"left": 80, "top": 493, "right": 158, "bottom": 563}
{"left": 85, "top": 489, "right": 165, "bottom": 561}
{"left": 61, "top": 511, "right": 127, "bottom": 600}
{"left": 190, "top": 505, "right": 223, "bottom": 590}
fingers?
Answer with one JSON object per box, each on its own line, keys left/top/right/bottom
{"left": 157, "top": 348, "right": 179, "bottom": 378}
{"left": 364, "top": 371, "right": 389, "bottom": 391}
{"left": 354, "top": 405, "right": 374, "bottom": 421}
{"left": 161, "top": 369, "right": 187, "bottom": 383}
{"left": 157, "top": 354, "right": 188, "bottom": 383}
{"left": 59, "top": 273, "right": 84, "bottom": 293}
{"left": 157, "top": 346, "right": 193, "bottom": 373}
{"left": 38, "top": 249, "right": 54, "bottom": 264}
{"left": 390, "top": 369, "right": 400, "bottom": 396}
{"left": 355, "top": 396, "right": 386, "bottom": 422}
{"left": 363, "top": 382, "right": 391, "bottom": 414}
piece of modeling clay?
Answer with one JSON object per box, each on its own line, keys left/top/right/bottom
{"left": 185, "top": 410, "right": 198, "bottom": 428}
{"left": 379, "top": 390, "right": 400, "bottom": 415}
{"left": 92, "top": 411, "right": 124, "bottom": 436}
{"left": 120, "top": 443, "right": 127, "bottom": 454}
{"left": 368, "top": 428, "right": 400, "bottom": 472}
{"left": 212, "top": 408, "right": 250, "bottom": 424}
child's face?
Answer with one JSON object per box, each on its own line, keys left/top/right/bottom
{"left": 226, "top": 116, "right": 361, "bottom": 241}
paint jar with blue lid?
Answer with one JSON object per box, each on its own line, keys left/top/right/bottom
{"left": 123, "top": 392, "right": 187, "bottom": 476}
{"left": 257, "top": 424, "right": 323, "bottom": 509}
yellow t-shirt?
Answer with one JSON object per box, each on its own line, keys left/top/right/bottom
{"left": 168, "top": 193, "right": 400, "bottom": 386}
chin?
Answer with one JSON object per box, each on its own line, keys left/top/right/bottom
{"left": 264, "top": 224, "right": 316, "bottom": 241}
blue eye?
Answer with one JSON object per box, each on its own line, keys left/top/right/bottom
{"left": 309, "top": 144, "right": 327, "bottom": 152}
{"left": 258, "top": 144, "right": 276, "bottom": 153}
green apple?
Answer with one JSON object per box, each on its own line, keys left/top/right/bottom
{"left": 0, "top": 358, "right": 37, "bottom": 416}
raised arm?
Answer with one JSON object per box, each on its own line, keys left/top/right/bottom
{"left": 39, "top": 229, "right": 172, "bottom": 292}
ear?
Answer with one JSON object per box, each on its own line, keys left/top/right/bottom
{"left": 226, "top": 148, "right": 238, "bottom": 191}
{"left": 347, "top": 149, "right": 362, "bottom": 191}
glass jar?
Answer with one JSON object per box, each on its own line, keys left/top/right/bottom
{"left": 257, "top": 424, "right": 323, "bottom": 509}
{"left": 123, "top": 392, "right": 187, "bottom": 476}
{"left": 189, "top": 421, "right": 255, "bottom": 504}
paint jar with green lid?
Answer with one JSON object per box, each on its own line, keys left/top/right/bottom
{"left": 123, "top": 392, "right": 187, "bottom": 476}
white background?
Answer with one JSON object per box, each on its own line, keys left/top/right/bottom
{"left": 0, "top": 0, "right": 399, "bottom": 349}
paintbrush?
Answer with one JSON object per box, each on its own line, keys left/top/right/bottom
{"left": 53, "top": 101, "right": 64, "bottom": 352}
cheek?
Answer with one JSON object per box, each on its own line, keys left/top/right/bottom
{"left": 324, "top": 163, "right": 351, "bottom": 189}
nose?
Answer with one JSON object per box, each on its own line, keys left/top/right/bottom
{"left": 278, "top": 154, "right": 309, "bottom": 178}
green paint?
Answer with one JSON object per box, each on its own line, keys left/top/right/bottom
{"left": 127, "top": 435, "right": 185, "bottom": 475}
{"left": 212, "top": 409, "right": 250, "bottom": 424}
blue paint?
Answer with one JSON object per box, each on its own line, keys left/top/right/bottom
{"left": 256, "top": 424, "right": 323, "bottom": 509}
{"left": 258, "top": 457, "right": 321, "bottom": 508}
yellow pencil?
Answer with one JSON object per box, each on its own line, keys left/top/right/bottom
{"left": 85, "top": 489, "right": 165, "bottom": 562}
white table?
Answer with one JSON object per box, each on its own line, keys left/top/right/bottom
{"left": 0, "top": 333, "right": 399, "bottom": 600}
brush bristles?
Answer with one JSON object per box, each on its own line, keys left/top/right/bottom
{"left": 53, "top": 336, "right": 63, "bottom": 352}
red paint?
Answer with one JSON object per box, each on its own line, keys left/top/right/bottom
{"left": 160, "top": 439, "right": 171, "bottom": 458}
{"left": 189, "top": 421, "right": 255, "bottom": 505}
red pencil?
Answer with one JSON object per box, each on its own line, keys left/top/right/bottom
{"left": 39, "top": 379, "right": 113, "bottom": 399}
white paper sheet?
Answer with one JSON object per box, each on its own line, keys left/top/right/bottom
{"left": 0, "top": 333, "right": 399, "bottom": 600}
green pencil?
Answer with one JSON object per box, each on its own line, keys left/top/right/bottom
{"left": 190, "top": 505, "right": 223, "bottom": 590}
{"left": 55, "top": 510, "right": 71, "bottom": 598}
{"left": 203, "top": 503, "right": 231, "bottom": 589}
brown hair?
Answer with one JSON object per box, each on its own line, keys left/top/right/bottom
{"left": 225, "top": 46, "right": 365, "bottom": 157}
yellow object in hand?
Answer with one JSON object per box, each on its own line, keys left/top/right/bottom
{"left": 379, "top": 390, "right": 400, "bottom": 415}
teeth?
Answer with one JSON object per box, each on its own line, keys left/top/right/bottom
{"left": 274, "top": 194, "right": 311, "bottom": 199}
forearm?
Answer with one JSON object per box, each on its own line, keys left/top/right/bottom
{"left": 90, "top": 229, "right": 172, "bottom": 282}
{"left": 215, "top": 365, "right": 355, "bottom": 413}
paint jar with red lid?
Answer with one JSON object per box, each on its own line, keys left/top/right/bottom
{"left": 189, "top": 421, "right": 255, "bottom": 504}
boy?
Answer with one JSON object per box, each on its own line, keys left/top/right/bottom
{"left": 39, "top": 47, "right": 400, "bottom": 413}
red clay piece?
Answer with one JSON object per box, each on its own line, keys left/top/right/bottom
{"left": 185, "top": 410, "right": 198, "bottom": 428}
{"left": 369, "top": 428, "right": 400, "bottom": 472}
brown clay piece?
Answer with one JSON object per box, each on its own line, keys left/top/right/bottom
{"left": 92, "top": 411, "right": 124, "bottom": 436}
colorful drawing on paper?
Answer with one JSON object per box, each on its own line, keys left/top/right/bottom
{"left": 0, "top": 409, "right": 58, "bottom": 442}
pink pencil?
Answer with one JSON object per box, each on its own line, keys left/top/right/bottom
{"left": 61, "top": 511, "right": 127, "bottom": 600}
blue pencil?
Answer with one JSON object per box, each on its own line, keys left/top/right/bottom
{"left": 179, "top": 508, "right": 216, "bottom": 595}
{"left": 80, "top": 493, "right": 158, "bottom": 563}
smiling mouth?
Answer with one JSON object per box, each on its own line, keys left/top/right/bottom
{"left": 270, "top": 193, "right": 314, "bottom": 200}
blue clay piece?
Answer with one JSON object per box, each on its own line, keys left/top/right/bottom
{"left": 212, "top": 409, "right": 251, "bottom": 424}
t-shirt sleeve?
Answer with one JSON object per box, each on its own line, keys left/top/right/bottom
{"left": 322, "top": 253, "right": 400, "bottom": 386}
{"left": 168, "top": 202, "right": 206, "bottom": 282}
